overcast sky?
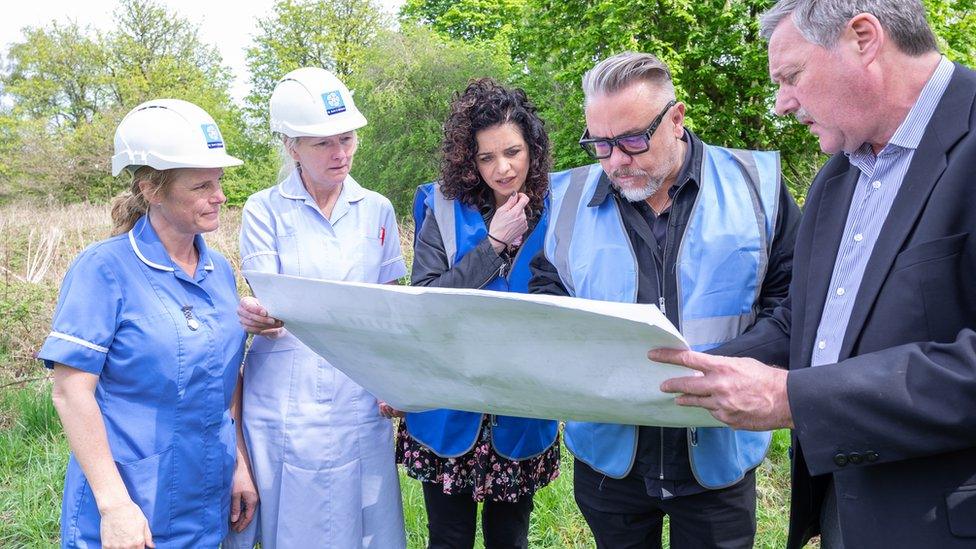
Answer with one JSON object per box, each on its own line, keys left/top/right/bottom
{"left": 0, "top": 0, "right": 405, "bottom": 103}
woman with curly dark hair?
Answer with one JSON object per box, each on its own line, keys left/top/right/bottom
{"left": 397, "top": 78, "right": 560, "bottom": 548}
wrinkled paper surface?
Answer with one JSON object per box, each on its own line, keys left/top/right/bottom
{"left": 245, "top": 271, "right": 724, "bottom": 428}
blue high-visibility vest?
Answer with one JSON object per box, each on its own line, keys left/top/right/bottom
{"left": 405, "top": 183, "right": 559, "bottom": 459}
{"left": 546, "top": 145, "right": 780, "bottom": 488}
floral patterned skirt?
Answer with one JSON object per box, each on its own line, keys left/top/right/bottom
{"left": 396, "top": 416, "right": 560, "bottom": 503}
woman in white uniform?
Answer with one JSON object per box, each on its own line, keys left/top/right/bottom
{"left": 225, "top": 68, "right": 408, "bottom": 548}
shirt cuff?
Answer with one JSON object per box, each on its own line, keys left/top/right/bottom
{"left": 37, "top": 332, "right": 107, "bottom": 374}
{"left": 379, "top": 259, "right": 408, "bottom": 284}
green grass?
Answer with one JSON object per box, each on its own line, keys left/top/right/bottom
{"left": 0, "top": 384, "right": 68, "bottom": 547}
{"left": 0, "top": 380, "right": 795, "bottom": 548}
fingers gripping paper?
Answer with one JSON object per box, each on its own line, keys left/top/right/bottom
{"left": 245, "top": 271, "right": 723, "bottom": 428}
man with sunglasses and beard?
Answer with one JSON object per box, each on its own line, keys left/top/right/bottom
{"left": 529, "top": 51, "right": 801, "bottom": 548}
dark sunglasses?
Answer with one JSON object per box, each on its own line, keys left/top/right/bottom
{"left": 579, "top": 100, "right": 677, "bottom": 159}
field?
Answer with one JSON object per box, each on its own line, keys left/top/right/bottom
{"left": 0, "top": 201, "right": 800, "bottom": 547}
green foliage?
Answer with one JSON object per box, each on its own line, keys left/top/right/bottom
{"left": 1, "top": 0, "right": 973, "bottom": 210}
{"left": 510, "top": 0, "right": 823, "bottom": 198}
{"left": 3, "top": 22, "right": 110, "bottom": 130}
{"left": 0, "top": 0, "right": 246, "bottom": 203}
{"left": 246, "top": 0, "right": 388, "bottom": 117}
{"left": 926, "top": 0, "right": 976, "bottom": 66}
{"left": 401, "top": 0, "right": 526, "bottom": 42}
{"left": 348, "top": 25, "right": 511, "bottom": 213}
{"left": 222, "top": 146, "right": 282, "bottom": 207}
{"left": 0, "top": 281, "right": 56, "bottom": 377}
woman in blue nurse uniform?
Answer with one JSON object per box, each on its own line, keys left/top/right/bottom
{"left": 399, "top": 78, "right": 560, "bottom": 548}
{"left": 39, "top": 99, "right": 253, "bottom": 548}
{"left": 227, "top": 68, "right": 408, "bottom": 548}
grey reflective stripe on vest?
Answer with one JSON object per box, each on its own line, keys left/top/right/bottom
{"left": 681, "top": 312, "right": 757, "bottom": 347}
{"left": 550, "top": 167, "right": 591, "bottom": 296}
{"left": 674, "top": 147, "right": 772, "bottom": 346}
{"left": 727, "top": 148, "right": 778, "bottom": 304}
{"left": 433, "top": 184, "right": 458, "bottom": 263}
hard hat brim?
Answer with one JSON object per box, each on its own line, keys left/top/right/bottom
{"left": 111, "top": 151, "right": 244, "bottom": 177}
{"left": 273, "top": 110, "right": 367, "bottom": 138}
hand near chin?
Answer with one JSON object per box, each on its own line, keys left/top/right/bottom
{"left": 488, "top": 192, "right": 529, "bottom": 252}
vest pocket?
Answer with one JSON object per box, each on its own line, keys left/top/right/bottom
{"left": 115, "top": 445, "right": 174, "bottom": 538}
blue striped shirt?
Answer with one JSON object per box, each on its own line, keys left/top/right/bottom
{"left": 811, "top": 56, "right": 954, "bottom": 367}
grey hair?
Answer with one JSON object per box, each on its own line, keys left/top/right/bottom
{"left": 760, "top": 0, "right": 938, "bottom": 56}
{"left": 582, "top": 51, "right": 676, "bottom": 107}
{"left": 278, "top": 135, "right": 301, "bottom": 181}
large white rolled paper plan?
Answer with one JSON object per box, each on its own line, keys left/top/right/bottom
{"left": 244, "top": 270, "right": 724, "bottom": 428}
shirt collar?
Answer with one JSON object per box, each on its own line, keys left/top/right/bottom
{"left": 588, "top": 129, "right": 700, "bottom": 207}
{"left": 278, "top": 168, "right": 368, "bottom": 205}
{"left": 128, "top": 214, "right": 214, "bottom": 275}
{"left": 849, "top": 55, "right": 954, "bottom": 166}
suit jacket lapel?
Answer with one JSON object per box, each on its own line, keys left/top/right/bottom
{"left": 797, "top": 168, "right": 858, "bottom": 370}
{"left": 838, "top": 65, "right": 975, "bottom": 359}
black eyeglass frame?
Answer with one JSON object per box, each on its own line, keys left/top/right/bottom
{"left": 579, "top": 99, "right": 678, "bottom": 159}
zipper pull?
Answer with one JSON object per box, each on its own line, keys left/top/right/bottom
{"left": 690, "top": 427, "right": 698, "bottom": 446}
{"left": 658, "top": 296, "right": 667, "bottom": 316}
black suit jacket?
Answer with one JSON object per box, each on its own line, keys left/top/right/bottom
{"left": 717, "top": 62, "right": 976, "bottom": 548}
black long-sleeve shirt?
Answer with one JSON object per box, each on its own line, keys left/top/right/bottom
{"left": 529, "top": 130, "right": 802, "bottom": 498}
{"left": 411, "top": 201, "right": 540, "bottom": 289}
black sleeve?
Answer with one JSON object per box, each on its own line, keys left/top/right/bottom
{"left": 410, "top": 209, "right": 505, "bottom": 289}
{"left": 528, "top": 248, "right": 570, "bottom": 297}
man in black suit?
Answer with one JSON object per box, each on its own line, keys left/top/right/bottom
{"left": 652, "top": 0, "right": 976, "bottom": 547}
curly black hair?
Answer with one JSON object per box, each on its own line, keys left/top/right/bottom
{"left": 439, "top": 78, "right": 551, "bottom": 219}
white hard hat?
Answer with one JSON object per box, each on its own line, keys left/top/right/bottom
{"left": 269, "top": 67, "right": 367, "bottom": 138}
{"left": 111, "top": 99, "right": 243, "bottom": 176}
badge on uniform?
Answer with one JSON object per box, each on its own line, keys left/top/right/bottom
{"left": 200, "top": 124, "right": 225, "bottom": 149}
{"left": 322, "top": 90, "right": 346, "bottom": 116}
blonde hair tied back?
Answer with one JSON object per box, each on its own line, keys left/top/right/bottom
{"left": 110, "top": 166, "right": 180, "bottom": 235}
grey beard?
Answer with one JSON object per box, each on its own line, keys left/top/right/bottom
{"left": 614, "top": 177, "right": 662, "bottom": 202}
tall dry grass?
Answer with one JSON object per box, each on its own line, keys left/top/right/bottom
{"left": 0, "top": 200, "right": 414, "bottom": 380}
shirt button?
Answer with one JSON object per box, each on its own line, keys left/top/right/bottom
{"left": 853, "top": 233, "right": 863, "bottom": 242}
{"left": 872, "top": 180, "right": 882, "bottom": 189}
{"left": 836, "top": 287, "right": 846, "bottom": 296}
{"left": 818, "top": 340, "right": 827, "bottom": 350}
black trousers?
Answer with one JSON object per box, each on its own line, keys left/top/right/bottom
{"left": 574, "top": 460, "right": 757, "bottom": 549}
{"left": 422, "top": 481, "right": 534, "bottom": 549}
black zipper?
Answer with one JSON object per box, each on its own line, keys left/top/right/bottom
{"left": 656, "top": 181, "right": 687, "bottom": 481}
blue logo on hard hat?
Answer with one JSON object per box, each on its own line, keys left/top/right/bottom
{"left": 201, "top": 124, "right": 224, "bottom": 149}
{"left": 322, "top": 90, "right": 346, "bottom": 116}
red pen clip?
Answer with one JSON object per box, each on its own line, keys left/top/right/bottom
{"left": 378, "top": 227, "right": 386, "bottom": 246}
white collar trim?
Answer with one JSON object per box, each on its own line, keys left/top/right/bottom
{"left": 128, "top": 230, "right": 174, "bottom": 272}
{"left": 128, "top": 229, "right": 214, "bottom": 272}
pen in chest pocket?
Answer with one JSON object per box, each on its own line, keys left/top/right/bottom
{"left": 378, "top": 226, "right": 386, "bottom": 246}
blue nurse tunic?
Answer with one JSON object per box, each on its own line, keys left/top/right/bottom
{"left": 38, "top": 215, "right": 246, "bottom": 548}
